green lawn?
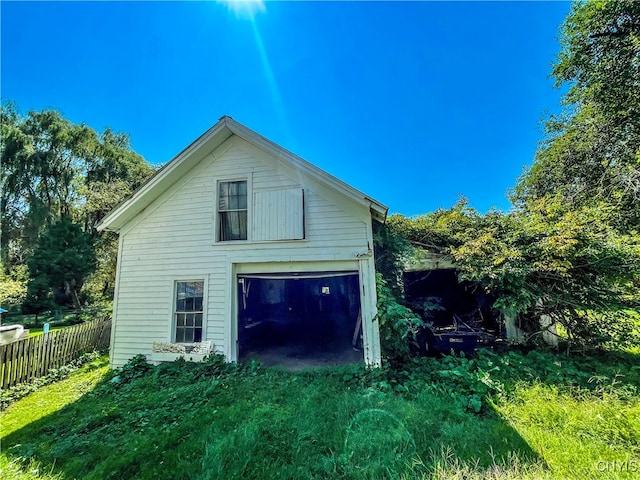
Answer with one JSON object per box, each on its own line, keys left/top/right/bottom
{"left": 2, "top": 312, "right": 80, "bottom": 328}
{"left": 1, "top": 350, "right": 638, "bottom": 480}
{"left": 1, "top": 305, "right": 111, "bottom": 331}
{"left": 27, "top": 326, "right": 65, "bottom": 337}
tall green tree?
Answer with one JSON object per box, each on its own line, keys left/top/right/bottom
{"left": 513, "top": 0, "right": 640, "bottom": 231}
{"left": 0, "top": 103, "right": 153, "bottom": 269}
{"left": 22, "top": 276, "right": 54, "bottom": 323}
{"left": 27, "top": 216, "right": 97, "bottom": 311}
{"left": 1, "top": 103, "right": 154, "bottom": 305}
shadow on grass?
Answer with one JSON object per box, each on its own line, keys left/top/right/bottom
{"left": 4, "top": 348, "right": 638, "bottom": 480}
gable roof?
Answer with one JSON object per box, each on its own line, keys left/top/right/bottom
{"left": 97, "top": 116, "right": 388, "bottom": 232}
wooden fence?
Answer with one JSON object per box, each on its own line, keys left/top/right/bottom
{"left": 0, "top": 318, "right": 112, "bottom": 389}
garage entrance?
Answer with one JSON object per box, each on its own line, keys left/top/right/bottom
{"left": 237, "top": 272, "right": 362, "bottom": 368}
{"left": 403, "top": 268, "right": 501, "bottom": 333}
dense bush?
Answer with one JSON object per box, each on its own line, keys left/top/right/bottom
{"left": 374, "top": 273, "right": 424, "bottom": 361}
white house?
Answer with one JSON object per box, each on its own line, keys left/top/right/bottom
{"left": 97, "top": 116, "right": 388, "bottom": 368}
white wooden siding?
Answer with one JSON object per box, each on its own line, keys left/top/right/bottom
{"left": 110, "top": 136, "right": 376, "bottom": 367}
{"left": 252, "top": 188, "right": 304, "bottom": 241}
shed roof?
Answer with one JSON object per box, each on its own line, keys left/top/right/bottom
{"left": 97, "top": 116, "right": 388, "bottom": 232}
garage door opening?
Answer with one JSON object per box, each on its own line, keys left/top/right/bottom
{"left": 403, "top": 268, "right": 501, "bottom": 333}
{"left": 237, "top": 272, "right": 362, "bottom": 368}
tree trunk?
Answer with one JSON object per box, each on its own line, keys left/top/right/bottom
{"left": 72, "top": 287, "right": 82, "bottom": 312}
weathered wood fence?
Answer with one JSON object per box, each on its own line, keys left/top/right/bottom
{"left": 0, "top": 318, "right": 111, "bottom": 389}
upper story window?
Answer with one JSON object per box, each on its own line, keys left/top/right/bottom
{"left": 218, "top": 180, "right": 247, "bottom": 241}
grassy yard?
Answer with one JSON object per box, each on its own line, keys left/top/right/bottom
{"left": 1, "top": 305, "right": 111, "bottom": 331}
{"left": 27, "top": 326, "right": 66, "bottom": 337}
{"left": 1, "top": 312, "right": 81, "bottom": 328}
{"left": 1, "top": 350, "right": 638, "bottom": 480}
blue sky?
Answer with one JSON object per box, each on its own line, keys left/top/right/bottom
{"left": 1, "top": 1, "right": 571, "bottom": 216}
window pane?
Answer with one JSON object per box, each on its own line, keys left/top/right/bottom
{"left": 194, "top": 327, "right": 202, "bottom": 342}
{"left": 220, "top": 211, "right": 247, "bottom": 241}
{"left": 176, "top": 328, "right": 185, "bottom": 343}
{"left": 177, "top": 313, "right": 185, "bottom": 326}
{"left": 195, "top": 313, "right": 203, "bottom": 327}
{"left": 218, "top": 181, "right": 247, "bottom": 241}
{"left": 177, "top": 282, "right": 204, "bottom": 312}
{"left": 218, "top": 182, "right": 229, "bottom": 210}
{"left": 238, "top": 192, "right": 247, "bottom": 210}
{"left": 184, "top": 327, "right": 194, "bottom": 343}
{"left": 219, "top": 181, "right": 247, "bottom": 211}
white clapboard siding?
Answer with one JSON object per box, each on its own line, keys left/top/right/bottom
{"left": 110, "top": 137, "right": 376, "bottom": 367}
{"left": 252, "top": 188, "right": 304, "bottom": 241}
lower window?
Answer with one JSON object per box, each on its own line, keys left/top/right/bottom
{"left": 175, "top": 281, "right": 204, "bottom": 343}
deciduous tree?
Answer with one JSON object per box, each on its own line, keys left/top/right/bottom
{"left": 1, "top": 103, "right": 154, "bottom": 306}
{"left": 513, "top": 0, "right": 640, "bottom": 231}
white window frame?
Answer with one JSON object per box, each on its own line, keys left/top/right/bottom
{"left": 214, "top": 176, "right": 252, "bottom": 243}
{"left": 172, "top": 279, "right": 206, "bottom": 344}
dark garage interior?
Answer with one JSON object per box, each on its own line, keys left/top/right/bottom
{"left": 237, "top": 272, "right": 363, "bottom": 368}
{"left": 403, "top": 268, "right": 501, "bottom": 334}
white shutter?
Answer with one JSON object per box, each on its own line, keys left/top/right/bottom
{"left": 253, "top": 188, "right": 304, "bottom": 241}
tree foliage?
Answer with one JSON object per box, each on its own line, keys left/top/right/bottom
{"left": 27, "top": 216, "right": 97, "bottom": 311}
{"left": 0, "top": 103, "right": 153, "bottom": 261}
{"left": 375, "top": 273, "right": 424, "bottom": 361}
{"left": 513, "top": 0, "right": 640, "bottom": 231}
{"left": 22, "top": 276, "right": 54, "bottom": 322}
{"left": 554, "top": 0, "right": 640, "bottom": 127}
{"left": 373, "top": 220, "right": 412, "bottom": 295}
{"left": 375, "top": 1, "right": 640, "bottom": 351}
{"left": 0, "top": 103, "right": 154, "bottom": 308}
{"left": 389, "top": 196, "right": 639, "bottom": 349}
{"left": 0, "top": 264, "right": 27, "bottom": 309}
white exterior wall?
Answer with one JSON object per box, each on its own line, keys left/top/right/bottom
{"left": 110, "top": 136, "right": 380, "bottom": 367}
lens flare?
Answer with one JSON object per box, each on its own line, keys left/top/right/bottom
{"left": 217, "top": 0, "right": 265, "bottom": 19}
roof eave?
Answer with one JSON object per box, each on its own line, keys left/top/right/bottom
{"left": 224, "top": 117, "right": 389, "bottom": 223}
{"left": 97, "top": 115, "right": 389, "bottom": 232}
{"left": 96, "top": 119, "right": 233, "bottom": 232}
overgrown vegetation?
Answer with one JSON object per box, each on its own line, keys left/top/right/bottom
{"left": 2, "top": 2, "right": 638, "bottom": 478}
{"left": 1, "top": 350, "right": 638, "bottom": 479}
{"left": 375, "top": 273, "right": 423, "bottom": 361}
{"left": 375, "top": 0, "right": 640, "bottom": 353}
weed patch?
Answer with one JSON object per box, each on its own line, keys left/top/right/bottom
{"left": 1, "top": 349, "right": 638, "bottom": 479}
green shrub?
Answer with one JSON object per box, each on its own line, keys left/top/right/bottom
{"left": 375, "top": 273, "right": 424, "bottom": 361}
{"left": 111, "top": 354, "right": 153, "bottom": 385}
